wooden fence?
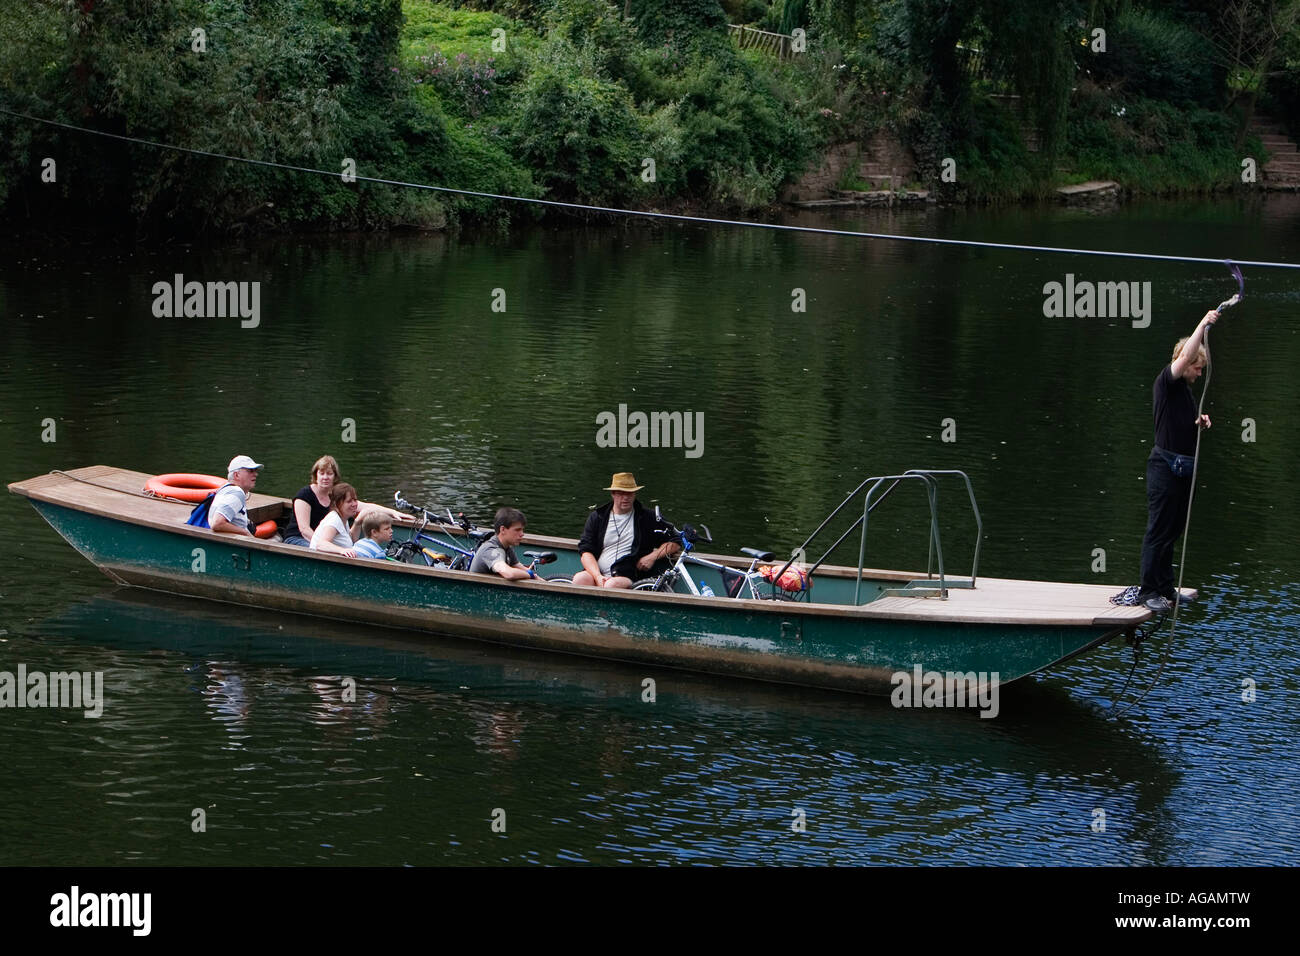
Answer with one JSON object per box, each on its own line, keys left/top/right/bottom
{"left": 728, "top": 24, "right": 794, "bottom": 59}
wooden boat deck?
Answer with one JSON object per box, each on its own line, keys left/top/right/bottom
{"left": 11, "top": 465, "right": 287, "bottom": 524}
{"left": 9, "top": 466, "right": 1159, "bottom": 629}
{"left": 864, "top": 579, "right": 1152, "bottom": 627}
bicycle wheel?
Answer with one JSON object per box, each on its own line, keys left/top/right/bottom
{"left": 543, "top": 574, "right": 573, "bottom": 583}
{"left": 389, "top": 542, "right": 425, "bottom": 565}
{"left": 632, "top": 578, "right": 667, "bottom": 592}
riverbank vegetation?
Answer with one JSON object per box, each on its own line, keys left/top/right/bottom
{"left": 1, "top": 0, "right": 1295, "bottom": 235}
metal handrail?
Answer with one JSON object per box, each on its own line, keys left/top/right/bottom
{"left": 904, "top": 469, "right": 982, "bottom": 587}
{"left": 770, "top": 475, "right": 904, "bottom": 594}
{"left": 776, "top": 469, "right": 982, "bottom": 605}
{"left": 854, "top": 474, "right": 942, "bottom": 604}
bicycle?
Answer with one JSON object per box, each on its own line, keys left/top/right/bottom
{"left": 631, "top": 509, "right": 809, "bottom": 600}
{"left": 389, "top": 493, "right": 569, "bottom": 581}
{"left": 388, "top": 492, "right": 491, "bottom": 570}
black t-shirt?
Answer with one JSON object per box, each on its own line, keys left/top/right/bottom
{"left": 1152, "top": 365, "right": 1198, "bottom": 456}
{"left": 284, "top": 486, "right": 332, "bottom": 539}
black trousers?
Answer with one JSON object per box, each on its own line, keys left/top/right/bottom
{"left": 1140, "top": 452, "right": 1192, "bottom": 599}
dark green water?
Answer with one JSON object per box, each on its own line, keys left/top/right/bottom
{"left": 2, "top": 195, "right": 1298, "bottom": 864}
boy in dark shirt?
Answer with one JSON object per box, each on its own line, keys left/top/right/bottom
{"left": 1137, "top": 309, "right": 1217, "bottom": 611}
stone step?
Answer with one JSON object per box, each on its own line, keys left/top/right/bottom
{"left": 858, "top": 167, "right": 915, "bottom": 179}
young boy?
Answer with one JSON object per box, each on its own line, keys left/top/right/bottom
{"left": 469, "top": 508, "right": 544, "bottom": 581}
{"left": 353, "top": 511, "right": 393, "bottom": 560}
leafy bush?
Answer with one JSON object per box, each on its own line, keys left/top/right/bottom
{"left": 1064, "top": 80, "right": 1245, "bottom": 193}
{"left": 629, "top": 0, "right": 729, "bottom": 50}
{"left": 407, "top": 50, "right": 501, "bottom": 116}
{"left": 1088, "top": 7, "right": 1215, "bottom": 107}
{"left": 508, "top": 38, "right": 642, "bottom": 201}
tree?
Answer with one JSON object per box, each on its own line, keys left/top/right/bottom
{"left": 1203, "top": 0, "right": 1300, "bottom": 142}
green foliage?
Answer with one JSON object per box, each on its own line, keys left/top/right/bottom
{"left": 629, "top": 0, "right": 729, "bottom": 49}
{"left": 980, "top": 0, "right": 1077, "bottom": 156}
{"left": 639, "top": 44, "right": 813, "bottom": 208}
{"left": 1087, "top": 7, "right": 1216, "bottom": 107}
{"left": 1260, "top": 27, "right": 1300, "bottom": 140}
{"left": 1064, "top": 80, "right": 1245, "bottom": 193}
{"left": 1, "top": 0, "right": 1274, "bottom": 230}
{"left": 508, "top": 37, "right": 642, "bottom": 201}
{"left": 543, "top": 0, "right": 642, "bottom": 78}
{"left": 943, "top": 94, "right": 1042, "bottom": 201}
{"left": 780, "top": 0, "right": 810, "bottom": 34}
{"left": 0, "top": 0, "right": 548, "bottom": 235}
{"left": 402, "top": 1, "right": 537, "bottom": 59}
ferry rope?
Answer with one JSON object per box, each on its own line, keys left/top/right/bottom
{"left": 49, "top": 469, "right": 170, "bottom": 500}
{"left": 4, "top": 107, "right": 1300, "bottom": 270}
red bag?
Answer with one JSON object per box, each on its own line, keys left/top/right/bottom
{"left": 759, "top": 565, "right": 811, "bottom": 592}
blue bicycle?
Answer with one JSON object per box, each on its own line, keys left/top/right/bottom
{"left": 388, "top": 493, "right": 564, "bottom": 579}
{"left": 388, "top": 492, "right": 490, "bottom": 569}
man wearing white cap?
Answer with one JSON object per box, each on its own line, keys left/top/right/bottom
{"left": 210, "top": 455, "right": 263, "bottom": 536}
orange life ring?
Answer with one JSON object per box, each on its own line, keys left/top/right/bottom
{"left": 254, "top": 520, "right": 277, "bottom": 539}
{"left": 145, "top": 473, "right": 226, "bottom": 503}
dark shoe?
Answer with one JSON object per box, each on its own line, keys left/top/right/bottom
{"left": 1144, "top": 595, "right": 1172, "bottom": 612}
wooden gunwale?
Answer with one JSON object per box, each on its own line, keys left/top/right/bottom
{"left": 8, "top": 467, "right": 1153, "bottom": 629}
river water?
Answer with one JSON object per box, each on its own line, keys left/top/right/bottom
{"left": 1, "top": 195, "right": 1297, "bottom": 865}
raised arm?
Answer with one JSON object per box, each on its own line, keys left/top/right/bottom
{"left": 356, "top": 500, "right": 410, "bottom": 524}
{"left": 1171, "top": 310, "right": 1218, "bottom": 379}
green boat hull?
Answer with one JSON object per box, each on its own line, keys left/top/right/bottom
{"left": 26, "top": 498, "right": 1126, "bottom": 696}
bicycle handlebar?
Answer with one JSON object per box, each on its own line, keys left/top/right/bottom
{"left": 393, "top": 491, "right": 481, "bottom": 534}
{"left": 652, "top": 512, "right": 713, "bottom": 547}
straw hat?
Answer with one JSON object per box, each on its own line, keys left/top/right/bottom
{"left": 605, "top": 472, "right": 644, "bottom": 492}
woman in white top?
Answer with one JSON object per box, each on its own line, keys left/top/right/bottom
{"left": 311, "top": 482, "right": 361, "bottom": 557}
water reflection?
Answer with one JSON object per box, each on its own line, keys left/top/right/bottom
{"left": 16, "top": 589, "right": 1189, "bottom": 865}
{"left": 203, "top": 664, "right": 252, "bottom": 728}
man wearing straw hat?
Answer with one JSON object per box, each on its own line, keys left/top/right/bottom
{"left": 572, "top": 473, "right": 680, "bottom": 588}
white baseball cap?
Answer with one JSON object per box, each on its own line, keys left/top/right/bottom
{"left": 228, "top": 455, "right": 264, "bottom": 472}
